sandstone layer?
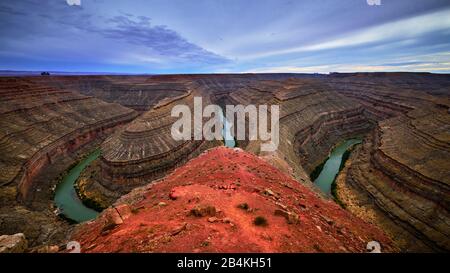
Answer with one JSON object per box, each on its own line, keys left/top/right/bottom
{"left": 0, "top": 77, "right": 138, "bottom": 245}
{"left": 0, "top": 73, "right": 449, "bottom": 252}
{"left": 328, "top": 73, "right": 450, "bottom": 252}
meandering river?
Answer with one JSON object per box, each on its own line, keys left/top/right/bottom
{"left": 220, "top": 110, "right": 236, "bottom": 148}
{"left": 55, "top": 111, "right": 236, "bottom": 223}
{"left": 54, "top": 150, "right": 100, "bottom": 223}
{"left": 314, "top": 139, "right": 362, "bottom": 195}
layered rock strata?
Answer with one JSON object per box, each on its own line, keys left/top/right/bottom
{"left": 27, "top": 75, "right": 189, "bottom": 113}
{"left": 0, "top": 77, "right": 138, "bottom": 245}
{"left": 329, "top": 73, "right": 450, "bottom": 252}
{"left": 1, "top": 73, "right": 449, "bottom": 252}
{"left": 83, "top": 87, "right": 222, "bottom": 205}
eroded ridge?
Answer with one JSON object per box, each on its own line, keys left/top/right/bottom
{"left": 71, "top": 147, "right": 395, "bottom": 253}
{"left": 85, "top": 87, "right": 222, "bottom": 205}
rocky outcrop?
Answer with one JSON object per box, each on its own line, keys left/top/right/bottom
{"left": 0, "top": 77, "right": 138, "bottom": 245}
{"left": 0, "top": 233, "right": 28, "bottom": 253}
{"left": 0, "top": 77, "right": 138, "bottom": 201}
{"left": 329, "top": 73, "right": 450, "bottom": 252}
{"left": 81, "top": 87, "right": 222, "bottom": 205}
{"left": 71, "top": 147, "right": 395, "bottom": 253}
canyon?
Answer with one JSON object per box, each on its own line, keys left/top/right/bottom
{"left": 0, "top": 72, "right": 448, "bottom": 252}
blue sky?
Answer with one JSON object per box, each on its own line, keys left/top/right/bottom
{"left": 1, "top": 0, "right": 450, "bottom": 74}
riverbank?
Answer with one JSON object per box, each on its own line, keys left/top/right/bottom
{"left": 75, "top": 159, "right": 116, "bottom": 211}
{"left": 330, "top": 147, "right": 355, "bottom": 208}
{"left": 311, "top": 139, "right": 362, "bottom": 196}
{"left": 54, "top": 150, "right": 101, "bottom": 223}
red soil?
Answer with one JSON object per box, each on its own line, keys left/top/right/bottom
{"left": 71, "top": 147, "right": 395, "bottom": 253}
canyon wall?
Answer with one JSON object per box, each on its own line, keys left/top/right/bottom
{"left": 1, "top": 73, "right": 448, "bottom": 252}
{"left": 0, "top": 77, "right": 138, "bottom": 245}
{"left": 329, "top": 73, "right": 450, "bottom": 252}
{"left": 28, "top": 75, "right": 188, "bottom": 113}
{"left": 85, "top": 83, "right": 222, "bottom": 204}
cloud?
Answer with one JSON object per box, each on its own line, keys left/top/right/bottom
{"left": 245, "top": 54, "right": 450, "bottom": 74}
{"left": 0, "top": 1, "right": 228, "bottom": 70}
{"left": 66, "top": 0, "right": 81, "bottom": 6}
{"left": 0, "top": 0, "right": 449, "bottom": 73}
{"left": 241, "top": 8, "right": 450, "bottom": 59}
{"left": 99, "top": 15, "right": 228, "bottom": 64}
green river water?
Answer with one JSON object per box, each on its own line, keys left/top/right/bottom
{"left": 54, "top": 150, "right": 100, "bottom": 223}
{"left": 54, "top": 112, "right": 236, "bottom": 223}
{"left": 314, "top": 139, "right": 362, "bottom": 195}
{"left": 220, "top": 110, "right": 236, "bottom": 148}
{"left": 54, "top": 124, "right": 354, "bottom": 222}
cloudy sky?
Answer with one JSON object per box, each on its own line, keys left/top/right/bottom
{"left": 1, "top": 0, "right": 450, "bottom": 74}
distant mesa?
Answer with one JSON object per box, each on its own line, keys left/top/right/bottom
{"left": 40, "top": 72, "right": 50, "bottom": 76}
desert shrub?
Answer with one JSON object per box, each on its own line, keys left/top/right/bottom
{"left": 253, "top": 216, "right": 268, "bottom": 227}
{"left": 237, "top": 203, "right": 249, "bottom": 210}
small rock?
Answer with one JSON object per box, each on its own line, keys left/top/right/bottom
{"left": 264, "top": 188, "right": 275, "bottom": 196}
{"left": 36, "top": 245, "right": 59, "bottom": 253}
{"left": 276, "top": 202, "right": 288, "bottom": 210}
{"left": 169, "top": 189, "right": 178, "bottom": 200}
{"left": 321, "top": 216, "right": 334, "bottom": 226}
{"left": 189, "top": 204, "right": 216, "bottom": 217}
{"left": 158, "top": 202, "right": 167, "bottom": 207}
{"left": 171, "top": 223, "right": 187, "bottom": 236}
{"left": 298, "top": 202, "right": 307, "bottom": 209}
{"left": 338, "top": 246, "right": 347, "bottom": 252}
{"left": 100, "top": 207, "right": 124, "bottom": 233}
{"left": 208, "top": 217, "right": 218, "bottom": 223}
{"left": 274, "top": 209, "right": 299, "bottom": 224}
{"left": 222, "top": 217, "right": 232, "bottom": 223}
{"left": 0, "top": 233, "right": 28, "bottom": 253}
{"left": 261, "top": 233, "right": 272, "bottom": 241}
{"left": 115, "top": 204, "right": 132, "bottom": 220}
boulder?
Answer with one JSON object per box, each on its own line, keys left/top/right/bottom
{"left": 0, "top": 233, "right": 28, "bottom": 253}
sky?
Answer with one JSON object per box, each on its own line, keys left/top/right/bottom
{"left": 1, "top": 0, "right": 450, "bottom": 74}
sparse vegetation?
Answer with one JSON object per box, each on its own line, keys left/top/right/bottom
{"left": 190, "top": 204, "right": 216, "bottom": 217}
{"left": 309, "top": 160, "right": 327, "bottom": 181}
{"left": 253, "top": 216, "right": 268, "bottom": 227}
{"left": 331, "top": 148, "right": 353, "bottom": 209}
{"left": 237, "top": 203, "right": 249, "bottom": 210}
{"left": 131, "top": 207, "right": 140, "bottom": 214}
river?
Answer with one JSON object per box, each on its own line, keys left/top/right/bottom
{"left": 314, "top": 139, "right": 362, "bottom": 195}
{"left": 220, "top": 110, "right": 236, "bottom": 148}
{"left": 54, "top": 150, "right": 100, "bottom": 223}
{"left": 55, "top": 111, "right": 235, "bottom": 223}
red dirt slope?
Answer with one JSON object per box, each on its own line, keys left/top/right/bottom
{"left": 71, "top": 147, "right": 395, "bottom": 253}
